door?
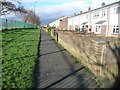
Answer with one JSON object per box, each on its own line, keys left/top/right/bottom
{"left": 101, "top": 25, "right": 106, "bottom": 36}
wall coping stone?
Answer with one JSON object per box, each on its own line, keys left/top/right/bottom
{"left": 92, "top": 40, "right": 107, "bottom": 44}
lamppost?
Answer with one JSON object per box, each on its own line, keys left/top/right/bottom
{"left": 33, "top": 1, "right": 37, "bottom": 27}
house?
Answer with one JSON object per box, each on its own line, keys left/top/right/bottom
{"left": 49, "top": 1, "right": 120, "bottom": 37}
{"left": 79, "top": 11, "right": 91, "bottom": 33}
{"left": 68, "top": 15, "right": 80, "bottom": 31}
{"left": 49, "top": 16, "right": 69, "bottom": 30}
{"left": 49, "top": 19, "right": 59, "bottom": 28}
{"left": 68, "top": 1, "right": 119, "bottom": 37}
{"left": 90, "top": 1, "right": 120, "bottom": 37}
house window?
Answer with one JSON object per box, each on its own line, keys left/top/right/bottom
{"left": 114, "top": 8, "right": 117, "bottom": 14}
{"left": 117, "top": 7, "right": 120, "bottom": 13}
{"left": 81, "top": 16, "right": 83, "bottom": 19}
{"left": 97, "top": 12, "right": 99, "bottom": 17}
{"left": 93, "top": 12, "right": 99, "bottom": 19}
{"left": 95, "top": 25, "right": 101, "bottom": 33}
{"left": 86, "top": 15, "right": 88, "bottom": 19}
{"left": 93, "top": 14, "right": 95, "bottom": 18}
{"left": 95, "top": 26, "right": 98, "bottom": 32}
{"left": 102, "top": 11, "right": 106, "bottom": 17}
{"left": 113, "top": 25, "right": 119, "bottom": 34}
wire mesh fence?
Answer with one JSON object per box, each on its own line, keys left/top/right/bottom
{"left": 0, "top": 18, "right": 37, "bottom": 30}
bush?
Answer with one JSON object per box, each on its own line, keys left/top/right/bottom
{"left": 47, "top": 27, "right": 52, "bottom": 34}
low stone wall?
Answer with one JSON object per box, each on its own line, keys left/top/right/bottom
{"left": 51, "top": 30, "right": 120, "bottom": 87}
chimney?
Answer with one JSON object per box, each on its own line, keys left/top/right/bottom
{"left": 80, "top": 11, "right": 82, "bottom": 14}
{"left": 74, "top": 13, "right": 77, "bottom": 16}
{"left": 101, "top": 2, "right": 105, "bottom": 6}
{"left": 88, "top": 6, "right": 91, "bottom": 11}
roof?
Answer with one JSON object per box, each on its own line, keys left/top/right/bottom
{"left": 81, "top": 22, "right": 88, "bottom": 25}
{"left": 69, "top": 1, "right": 120, "bottom": 17}
{"left": 49, "top": 1, "right": 120, "bottom": 24}
{"left": 49, "top": 16, "right": 69, "bottom": 24}
{"left": 95, "top": 20, "right": 106, "bottom": 24}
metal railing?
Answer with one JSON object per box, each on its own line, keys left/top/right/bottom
{"left": 0, "top": 18, "right": 37, "bottom": 30}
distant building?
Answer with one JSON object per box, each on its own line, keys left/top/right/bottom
{"left": 49, "top": 16, "right": 69, "bottom": 30}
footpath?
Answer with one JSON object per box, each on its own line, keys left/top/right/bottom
{"left": 34, "top": 29, "right": 99, "bottom": 88}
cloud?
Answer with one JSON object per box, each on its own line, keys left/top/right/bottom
{"left": 3, "top": 0, "right": 119, "bottom": 25}
{"left": 20, "top": 0, "right": 85, "bottom": 3}
{"left": 37, "top": 1, "right": 92, "bottom": 25}
{"left": 37, "top": 0, "right": 119, "bottom": 25}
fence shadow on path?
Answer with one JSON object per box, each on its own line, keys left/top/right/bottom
{"left": 40, "top": 49, "right": 66, "bottom": 56}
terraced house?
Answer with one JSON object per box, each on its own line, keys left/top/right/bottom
{"left": 49, "top": 1, "right": 120, "bottom": 37}
{"left": 49, "top": 16, "right": 69, "bottom": 30}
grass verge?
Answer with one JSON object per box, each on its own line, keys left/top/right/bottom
{"left": 2, "top": 29, "right": 40, "bottom": 88}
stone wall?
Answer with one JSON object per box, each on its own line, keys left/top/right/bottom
{"left": 51, "top": 30, "right": 120, "bottom": 87}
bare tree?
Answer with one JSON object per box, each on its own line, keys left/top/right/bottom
{"left": 0, "top": 0, "right": 40, "bottom": 26}
{"left": 0, "top": 0, "right": 26, "bottom": 16}
{"left": 23, "top": 10, "right": 40, "bottom": 26}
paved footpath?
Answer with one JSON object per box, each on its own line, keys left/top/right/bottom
{"left": 34, "top": 29, "right": 99, "bottom": 88}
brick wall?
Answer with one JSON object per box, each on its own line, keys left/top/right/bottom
{"left": 51, "top": 30, "right": 120, "bottom": 87}
{"left": 59, "top": 18, "right": 68, "bottom": 30}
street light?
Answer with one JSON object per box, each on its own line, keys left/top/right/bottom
{"left": 33, "top": 1, "right": 37, "bottom": 27}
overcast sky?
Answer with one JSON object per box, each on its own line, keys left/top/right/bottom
{"left": 1, "top": 0, "right": 119, "bottom": 25}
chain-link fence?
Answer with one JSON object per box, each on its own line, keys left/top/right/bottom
{"left": 0, "top": 18, "right": 37, "bottom": 30}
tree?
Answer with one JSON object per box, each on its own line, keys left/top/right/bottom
{"left": 0, "top": 0, "right": 26, "bottom": 16}
{"left": 23, "top": 10, "right": 40, "bottom": 26}
{"left": 0, "top": 0, "right": 40, "bottom": 26}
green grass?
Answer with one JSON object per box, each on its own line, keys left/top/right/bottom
{"left": 2, "top": 29, "right": 40, "bottom": 88}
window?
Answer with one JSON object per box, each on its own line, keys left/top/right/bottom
{"left": 117, "top": 7, "right": 120, "bottom": 13}
{"left": 102, "top": 11, "right": 106, "bottom": 17}
{"left": 97, "top": 12, "right": 99, "bottom": 17}
{"left": 96, "top": 26, "right": 97, "bottom": 32}
{"left": 95, "top": 25, "right": 101, "bottom": 33}
{"left": 93, "top": 14, "right": 95, "bottom": 18}
{"left": 93, "top": 12, "right": 99, "bottom": 19}
{"left": 114, "top": 8, "right": 117, "bottom": 14}
{"left": 86, "top": 15, "right": 88, "bottom": 19}
{"left": 113, "top": 25, "right": 119, "bottom": 34}
{"left": 81, "top": 16, "right": 83, "bottom": 19}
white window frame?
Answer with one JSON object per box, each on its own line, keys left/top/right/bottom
{"left": 102, "top": 11, "right": 106, "bottom": 17}
{"left": 117, "top": 7, "right": 120, "bottom": 13}
{"left": 112, "top": 25, "right": 119, "bottom": 34}
{"left": 95, "top": 25, "right": 101, "bottom": 34}
{"left": 93, "top": 12, "right": 99, "bottom": 19}
{"left": 86, "top": 14, "right": 88, "bottom": 19}
{"left": 114, "top": 8, "right": 117, "bottom": 14}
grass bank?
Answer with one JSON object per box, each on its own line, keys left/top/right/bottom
{"left": 2, "top": 29, "right": 40, "bottom": 88}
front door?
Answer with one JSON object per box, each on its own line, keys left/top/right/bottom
{"left": 101, "top": 25, "right": 106, "bottom": 36}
